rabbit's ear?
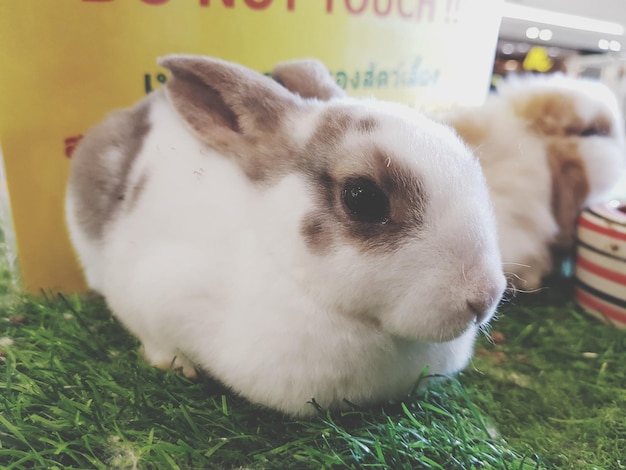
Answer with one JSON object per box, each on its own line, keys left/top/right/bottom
{"left": 159, "top": 55, "right": 299, "bottom": 164}
{"left": 548, "top": 141, "right": 590, "bottom": 250}
{"left": 272, "top": 59, "right": 346, "bottom": 101}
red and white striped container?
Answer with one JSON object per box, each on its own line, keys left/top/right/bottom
{"left": 574, "top": 199, "right": 626, "bottom": 329}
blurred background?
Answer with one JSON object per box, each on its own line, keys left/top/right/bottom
{"left": 496, "top": 0, "right": 626, "bottom": 113}
{"left": 497, "top": 0, "right": 626, "bottom": 195}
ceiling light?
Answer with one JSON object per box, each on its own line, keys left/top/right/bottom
{"left": 504, "top": 59, "right": 519, "bottom": 71}
{"left": 610, "top": 40, "right": 622, "bottom": 52}
{"left": 503, "top": 2, "right": 625, "bottom": 36}
{"left": 502, "top": 43, "right": 515, "bottom": 54}
{"left": 539, "top": 29, "right": 553, "bottom": 41}
{"left": 548, "top": 47, "right": 561, "bottom": 57}
{"left": 598, "top": 39, "right": 610, "bottom": 50}
{"left": 526, "top": 27, "right": 540, "bottom": 39}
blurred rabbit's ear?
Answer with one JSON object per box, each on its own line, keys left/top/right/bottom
{"left": 272, "top": 58, "right": 346, "bottom": 100}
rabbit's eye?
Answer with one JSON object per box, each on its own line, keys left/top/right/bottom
{"left": 565, "top": 123, "right": 611, "bottom": 137}
{"left": 579, "top": 126, "right": 610, "bottom": 137}
{"left": 342, "top": 178, "right": 390, "bottom": 223}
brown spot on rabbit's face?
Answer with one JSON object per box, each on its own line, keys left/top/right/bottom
{"left": 302, "top": 109, "right": 382, "bottom": 159}
{"left": 302, "top": 212, "right": 333, "bottom": 254}
{"left": 299, "top": 111, "right": 427, "bottom": 255}
{"left": 304, "top": 110, "right": 355, "bottom": 156}
{"left": 356, "top": 117, "right": 378, "bottom": 134}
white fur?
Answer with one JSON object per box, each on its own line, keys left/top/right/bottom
{"left": 66, "top": 57, "right": 506, "bottom": 416}
{"left": 444, "top": 74, "right": 626, "bottom": 290}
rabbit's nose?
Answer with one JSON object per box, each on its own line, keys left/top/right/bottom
{"left": 467, "top": 280, "right": 505, "bottom": 325}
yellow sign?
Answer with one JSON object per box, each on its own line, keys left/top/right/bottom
{"left": 0, "top": 0, "right": 503, "bottom": 293}
{"left": 523, "top": 46, "right": 554, "bottom": 72}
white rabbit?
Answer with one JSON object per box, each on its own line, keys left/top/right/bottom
{"left": 273, "top": 62, "right": 626, "bottom": 291}
{"left": 444, "top": 75, "right": 626, "bottom": 290}
{"left": 66, "top": 55, "right": 505, "bottom": 416}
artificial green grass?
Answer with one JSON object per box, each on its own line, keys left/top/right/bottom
{"left": 0, "top": 224, "right": 624, "bottom": 468}
{"left": 465, "top": 280, "right": 626, "bottom": 469}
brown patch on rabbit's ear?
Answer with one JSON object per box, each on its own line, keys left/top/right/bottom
{"left": 159, "top": 54, "right": 300, "bottom": 179}
{"left": 547, "top": 141, "right": 590, "bottom": 250}
{"left": 271, "top": 59, "right": 346, "bottom": 101}
{"left": 301, "top": 146, "right": 427, "bottom": 256}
